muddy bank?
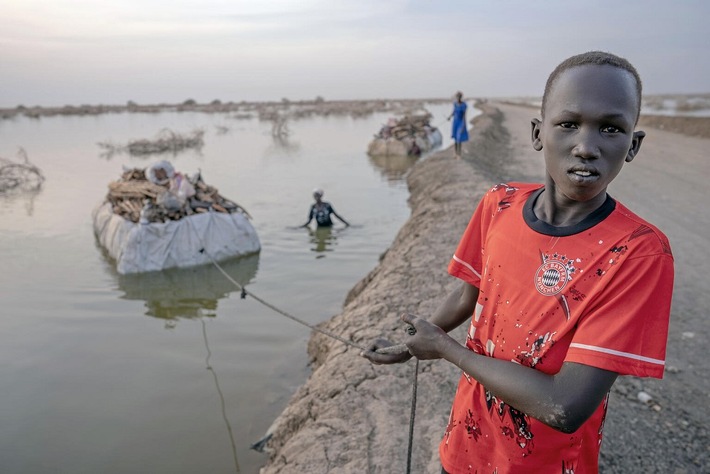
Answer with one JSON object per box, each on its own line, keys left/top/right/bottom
{"left": 258, "top": 103, "right": 709, "bottom": 473}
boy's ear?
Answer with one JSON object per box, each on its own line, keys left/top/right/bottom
{"left": 626, "top": 130, "right": 646, "bottom": 162}
{"left": 531, "top": 118, "right": 543, "bottom": 151}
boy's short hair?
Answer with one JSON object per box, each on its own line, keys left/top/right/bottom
{"left": 541, "top": 51, "right": 643, "bottom": 122}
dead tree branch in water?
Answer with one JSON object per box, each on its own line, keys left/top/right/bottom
{"left": 98, "top": 128, "right": 205, "bottom": 158}
{"left": 0, "top": 148, "right": 45, "bottom": 193}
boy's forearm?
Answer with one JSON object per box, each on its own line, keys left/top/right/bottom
{"left": 428, "top": 282, "right": 478, "bottom": 332}
{"left": 442, "top": 341, "right": 554, "bottom": 413}
{"left": 439, "top": 341, "right": 616, "bottom": 433}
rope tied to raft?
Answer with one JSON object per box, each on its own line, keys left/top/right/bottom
{"left": 187, "top": 218, "right": 419, "bottom": 471}
{"left": 186, "top": 217, "right": 413, "bottom": 354}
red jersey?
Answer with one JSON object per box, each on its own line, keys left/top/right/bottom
{"left": 440, "top": 183, "right": 674, "bottom": 474}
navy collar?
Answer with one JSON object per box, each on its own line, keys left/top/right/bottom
{"left": 523, "top": 187, "right": 616, "bottom": 236}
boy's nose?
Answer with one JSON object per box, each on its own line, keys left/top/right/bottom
{"left": 572, "top": 129, "right": 601, "bottom": 160}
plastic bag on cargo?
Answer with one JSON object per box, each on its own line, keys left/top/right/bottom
{"left": 170, "top": 172, "right": 195, "bottom": 201}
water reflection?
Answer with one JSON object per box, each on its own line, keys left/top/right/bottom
{"left": 367, "top": 153, "right": 420, "bottom": 182}
{"left": 116, "top": 253, "right": 260, "bottom": 325}
{"left": 266, "top": 135, "right": 301, "bottom": 154}
{"left": 114, "top": 255, "right": 258, "bottom": 473}
{"left": 307, "top": 226, "right": 340, "bottom": 257}
{"left": 0, "top": 188, "right": 42, "bottom": 216}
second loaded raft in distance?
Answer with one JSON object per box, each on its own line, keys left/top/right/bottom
{"left": 367, "top": 113, "right": 442, "bottom": 157}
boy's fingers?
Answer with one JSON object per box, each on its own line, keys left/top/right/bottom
{"left": 362, "top": 338, "right": 394, "bottom": 357}
{"left": 400, "top": 312, "right": 418, "bottom": 327}
{"left": 364, "top": 352, "right": 392, "bottom": 364}
{"left": 368, "top": 338, "right": 393, "bottom": 350}
{"left": 361, "top": 345, "right": 403, "bottom": 364}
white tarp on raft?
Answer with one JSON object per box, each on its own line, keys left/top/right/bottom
{"left": 92, "top": 202, "right": 261, "bottom": 274}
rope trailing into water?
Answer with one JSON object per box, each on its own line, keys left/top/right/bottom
{"left": 407, "top": 358, "right": 419, "bottom": 474}
{"left": 187, "top": 217, "right": 419, "bottom": 470}
{"left": 201, "top": 319, "right": 241, "bottom": 473}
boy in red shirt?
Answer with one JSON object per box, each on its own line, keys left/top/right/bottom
{"left": 365, "top": 51, "right": 674, "bottom": 473}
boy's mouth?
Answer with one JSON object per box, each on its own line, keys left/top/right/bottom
{"left": 568, "top": 166, "right": 599, "bottom": 183}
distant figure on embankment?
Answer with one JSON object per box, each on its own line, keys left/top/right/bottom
{"left": 448, "top": 91, "right": 469, "bottom": 159}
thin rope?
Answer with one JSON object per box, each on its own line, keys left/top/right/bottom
{"left": 406, "top": 358, "right": 419, "bottom": 474}
{"left": 186, "top": 215, "right": 418, "bottom": 470}
{"left": 202, "top": 318, "right": 241, "bottom": 473}
{"left": 187, "top": 215, "right": 407, "bottom": 356}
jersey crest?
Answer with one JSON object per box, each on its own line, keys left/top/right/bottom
{"left": 534, "top": 253, "right": 576, "bottom": 296}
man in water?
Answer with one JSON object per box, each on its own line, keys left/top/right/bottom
{"left": 301, "top": 188, "right": 350, "bottom": 228}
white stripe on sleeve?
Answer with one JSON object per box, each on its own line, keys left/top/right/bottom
{"left": 569, "top": 343, "right": 665, "bottom": 366}
{"left": 452, "top": 254, "right": 481, "bottom": 279}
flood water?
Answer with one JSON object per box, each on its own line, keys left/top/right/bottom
{"left": 0, "top": 102, "right": 458, "bottom": 473}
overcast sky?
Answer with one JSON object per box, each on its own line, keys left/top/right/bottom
{"left": 1, "top": 0, "right": 708, "bottom": 107}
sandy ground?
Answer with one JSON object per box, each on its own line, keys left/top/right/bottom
{"left": 258, "top": 103, "right": 709, "bottom": 473}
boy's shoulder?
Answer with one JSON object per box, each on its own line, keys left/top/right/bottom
{"left": 488, "top": 181, "right": 540, "bottom": 191}
{"left": 478, "top": 182, "right": 541, "bottom": 213}
{"left": 610, "top": 199, "right": 673, "bottom": 257}
{"left": 485, "top": 182, "right": 541, "bottom": 200}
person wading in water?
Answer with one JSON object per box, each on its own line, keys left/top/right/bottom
{"left": 301, "top": 188, "right": 350, "bottom": 228}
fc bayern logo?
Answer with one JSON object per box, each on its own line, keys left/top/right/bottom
{"left": 535, "top": 260, "right": 570, "bottom": 296}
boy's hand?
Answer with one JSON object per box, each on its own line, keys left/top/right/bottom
{"left": 361, "top": 338, "right": 412, "bottom": 365}
{"left": 400, "top": 313, "right": 450, "bottom": 360}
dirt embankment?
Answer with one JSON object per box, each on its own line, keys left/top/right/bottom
{"left": 258, "top": 104, "right": 709, "bottom": 473}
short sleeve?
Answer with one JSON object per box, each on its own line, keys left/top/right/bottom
{"left": 566, "top": 252, "right": 674, "bottom": 378}
{"left": 448, "top": 192, "right": 494, "bottom": 287}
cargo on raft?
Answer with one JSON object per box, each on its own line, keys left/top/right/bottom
{"left": 366, "top": 113, "right": 442, "bottom": 157}
{"left": 92, "top": 161, "right": 260, "bottom": 274}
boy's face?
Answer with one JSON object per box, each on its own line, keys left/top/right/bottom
{"left": 531, "top": 64, "right": 645, "bottom": 204}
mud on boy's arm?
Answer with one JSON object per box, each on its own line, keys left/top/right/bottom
{"left": 403, "top": 311, "right": 618, "bottom": 434}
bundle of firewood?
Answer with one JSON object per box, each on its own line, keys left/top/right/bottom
{"left": 107, "top": 179, "right": 165, "bottom": 222}
{"left": 104, "top": 167, "right": 250, "bottom": 223}
{"left": 190, "top": 177, "right": 249, "bottom": 217}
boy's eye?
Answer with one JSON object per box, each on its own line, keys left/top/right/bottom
{"left": 601, "top": 125, "right": 622, "bottom": 133}
{"left": 558, "top": 122, "right": 577, "bottom": 129}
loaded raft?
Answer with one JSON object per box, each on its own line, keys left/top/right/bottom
{"left": 92, "top": 161, "right": 260, "bottom": 274}
{"left": 367, "top": 113, "right": 442, "bottom": 157}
